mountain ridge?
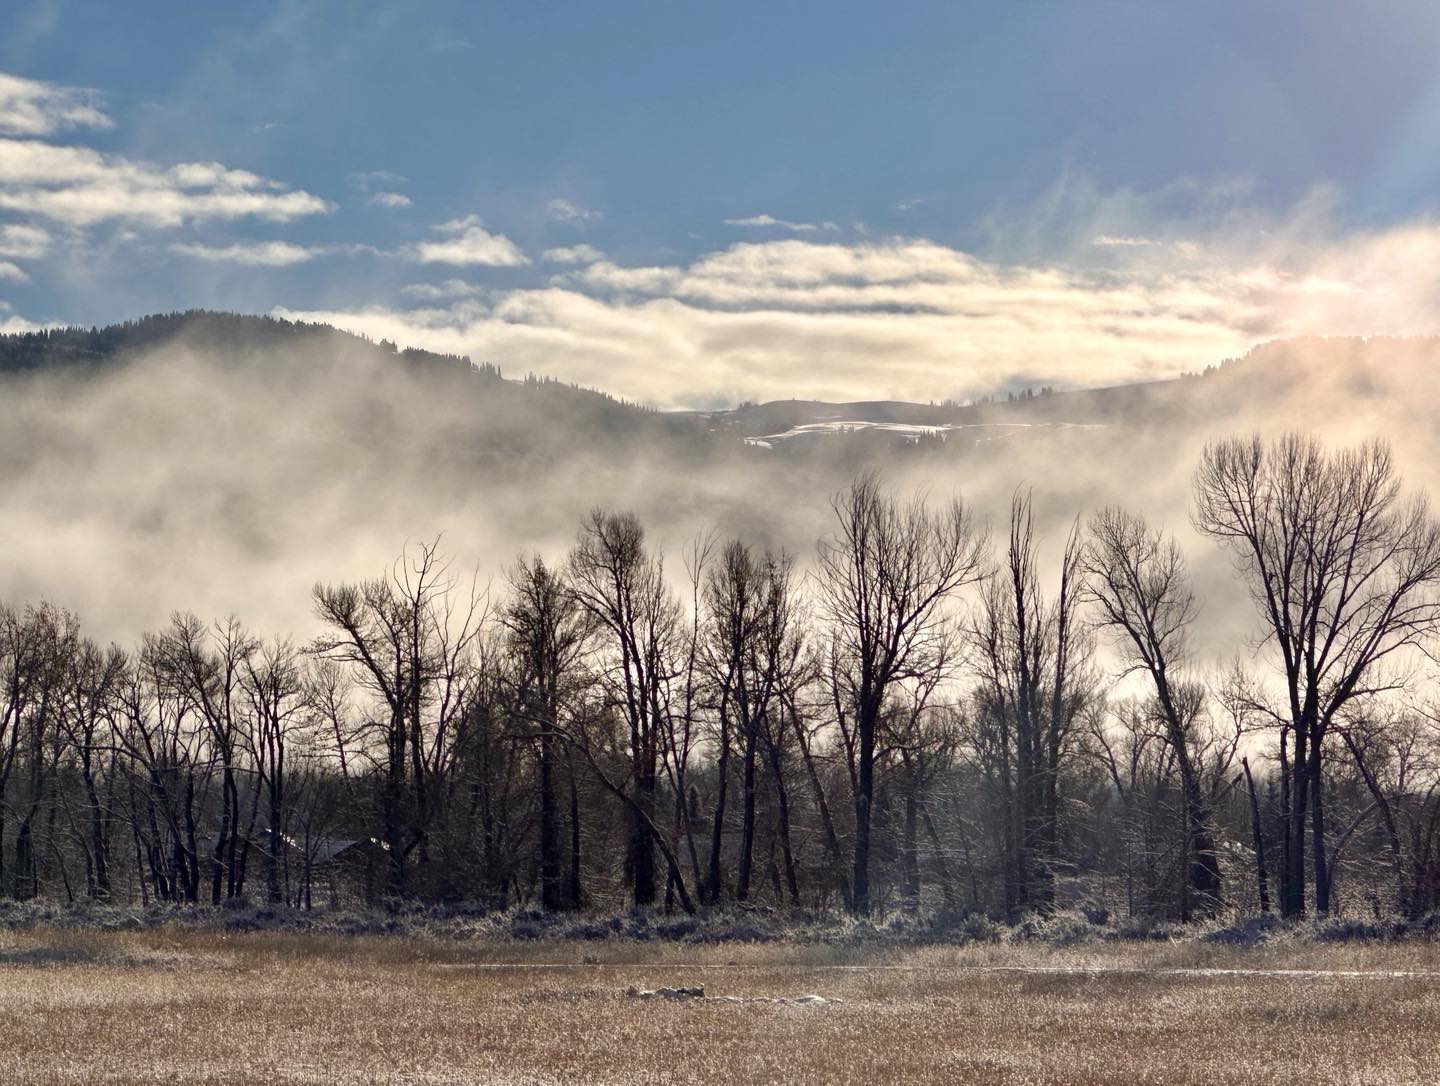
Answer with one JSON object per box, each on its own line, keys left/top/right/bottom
{"left": 4, "top": 311, "right": 1434, "bottom": 456}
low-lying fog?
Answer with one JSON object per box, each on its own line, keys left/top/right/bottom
{"left": 2, "top": 330, "right": 1436, "bottom": 670}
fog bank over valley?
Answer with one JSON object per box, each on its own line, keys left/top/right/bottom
{"left": 1, "top": 314, "right": 1437, "bottom": 661}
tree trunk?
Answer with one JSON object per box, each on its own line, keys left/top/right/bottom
{"left": 629, "top": 719, "right": 658, "bottom": 907}
{"left": 13, "top": 820, "right": 34, "bottom": 899}
{"left": 851, "top": 700, "right": 876, "bottom": 915}
{"left": 1310, "top": 738, "right": 1332, "bottom": 915}
{"left": 706, "top": 706, "right": 731, "bottom": 904}
{"left": 385, "top": 721, "right": 407, "bottom": 898}
{"left": 901, "top": 773, "right": 920, "bottom": 912}
{"left": 736, "top": 729, "right": 758, "bottom": 901}
{"left": 920, "top": 801, "right": 960, "bottom": 910}
{"left": 1242, "top": 758, "right": 1271, "bottom": 914}
{"left": 767, "top": 739, "right": 801, "bottom": 905}
{"left": 566, "top": 755, "right": 584, "bottom": 908}
{"left": 792, "top": 709, "right": 849, "bottom": 907}
{"left": 1283, "top": 723, "right": 1309, "bottom": 918}
{"left": 538, "top": 731, "right": 563, "bottom": 910}
{"left": 1342, "top": 732, "right": 1408, "bottom": 918}
{"left": 265, "top": 783, "right": 283, "bottom": 906}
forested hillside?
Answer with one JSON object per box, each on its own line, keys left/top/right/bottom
{"left": 0, "top": 311, "right": 683, "bottom": 437}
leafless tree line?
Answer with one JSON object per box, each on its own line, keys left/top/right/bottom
{"left": 3, "top": 433, "right": 1440, "bottom": 921}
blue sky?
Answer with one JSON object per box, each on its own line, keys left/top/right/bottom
{"left": 5, "top": 0, "right": 1440, "bottom": 406}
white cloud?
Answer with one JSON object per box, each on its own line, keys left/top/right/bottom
{"left": 563, "top": 260, "right": 681, "bottom": 293}
{"left": 401, "top": 279, "right": 487, "bottom": 300}
{"left": 542, "top": 244, "right": 603, "bottom": 265}
{"left": 545, "top": 198, "right": 602, "bottom": 228}
{"left": 411, "top": 214, "right": 528, "bottom": 266}
{"left": 0, "top": 312, "right": 52, "bottom": 334}
{"left": 0, "top": 259, "right": 27, "bottom": 282}
{"left": 368, "top": 191, "right": 411, "bottom": 209}
{"left": 0, "top": 72, "right": 112, "bottom": 137}
{"left": 896, "top": 197, "right": 925, "bottom": 212}
{"left": 0, "top": 222, "right": 48, "bottom": 259}
{"left": 724, "top": 213, "right": 840, "bottom": 234}
{"left": 0, "top": 137, "right": 333, "bottom": 227}
{"left": 1093, "top": 234, "right": 1158, "bottom": 247}
{"left": 279, "top": 214, "right": 1440, "bottom": 410}
{"left": 170, "top": 240, "right": 319, "bottom": 266}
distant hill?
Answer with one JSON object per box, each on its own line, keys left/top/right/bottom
{"left": 0, "top": 311, "right": 481, "bottom": 376}
{"left": 4, "top": 314, "right": 1434, "bottom": 456}
{"left": 0, "top": 309, "right": 702, "bottom": 449}
{"left": 695, "top": 334, "right": 1440, "bottom": 451}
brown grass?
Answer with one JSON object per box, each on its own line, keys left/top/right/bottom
{"left": 1, "top": 927, "right": 1438, "bottom": 1084}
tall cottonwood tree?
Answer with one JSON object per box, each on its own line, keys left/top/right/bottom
{"left": 241, "top": 637, "right": 309, "bottom": 906}
{"left": 117, "top": 639, "right": 208, "bottom": 903}
{"left": 568, "top": 510, "right": 681, "bottom": 908}
{"left": 312, "top": 540, "right": 486, "bottom": 896}
{"left": 816, "top": 473, "right": 987, "bottom": 915}
{"left": 971, "top": 493, "right": 1089, "bottom": 917}
{"left": 702, "top": 541, "right": 802, "bottom": 903}
{"left": 0, "top": 604, "right": 57, "bottom": 896}
{"left": 57, "top": 637, "right": 126, "bottom": 900}
{"left": 9, "top": 604, "right": 78, "bottom": 899}
{"left": 1194, "top": 434, "right": 1440, "bottom": 916}
{"left": 502, "top": 554, "right": 591, "bottom": 910}
{"left": 155, "top": 614, "right": 259, "bottom": 904}
{"left": 1085, "top": 506, "right": 1223, "bottom": 917}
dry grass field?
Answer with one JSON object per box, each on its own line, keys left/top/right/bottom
{"left": 1, "top": 926, "right": 1439, "bottom": 1084}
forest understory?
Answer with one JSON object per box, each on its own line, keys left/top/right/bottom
{"left": 3, "top": 897, "right": 1440, "bottom": 950}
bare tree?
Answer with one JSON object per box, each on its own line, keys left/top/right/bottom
{"left": 116, "top": 638, "right": 209, "bottom": 903}
{"left": 1085, "top": 506, "right": 1222, "bottom": 917}
{"left": 241, "top": 637, "right": 309, "bottom": 905}
{"left": 568, "top": 510, "right": 681, "bottom": 907}
{"left": 0, "top": 604, "right": 54, "bottom": 896}
{"left": 754, "top": 553, "right": 808, "bottom": 907}
{"left": 311, "top": 540, "right": 486, "bottom": 896}
{"left": 656, "top": 533, "right": 712, "bottom": 911}
{"left": 7, "top": 604, "right": 79, "bottom": 899}
{"left": 815, "top": 472, "right": 987, "bottom": 914}
{"left": 154, "top": 614, "right": 259, "bottom": 903}
{"left": 971, "top": 493, "right": 1089, "bottom": 917}
{"left": 55, "top": 637, "right": 126, "bottom": 899}
{"left": 502, "top": 554, "right": 591, "bottom": 910}
{"left": 1194, "top": 434, "right": 1440, "bottom": 915}
{"left": 701, "top": 541, "right": 802, "bottom": 903}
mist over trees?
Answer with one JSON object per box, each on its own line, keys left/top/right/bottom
{"left": 4, "top": 436, "right": 1440, "bottom": 923}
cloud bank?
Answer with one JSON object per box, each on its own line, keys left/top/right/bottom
{"left": 0, "top": 72, "right": 112, "bottom": 137}
{"left": 280, "top": 213, "right": 1440, "bottom": 409}
{"left": 0, "top": 138, "right": 334, "bottom": 228}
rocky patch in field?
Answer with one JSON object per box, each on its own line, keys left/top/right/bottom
{"left": 624, "top": 984, "right": 836, "bottom": 1005}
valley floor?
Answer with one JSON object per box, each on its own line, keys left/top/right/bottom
{"left": 1, "top": 928, "right": 1438, "bottom": 1084}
